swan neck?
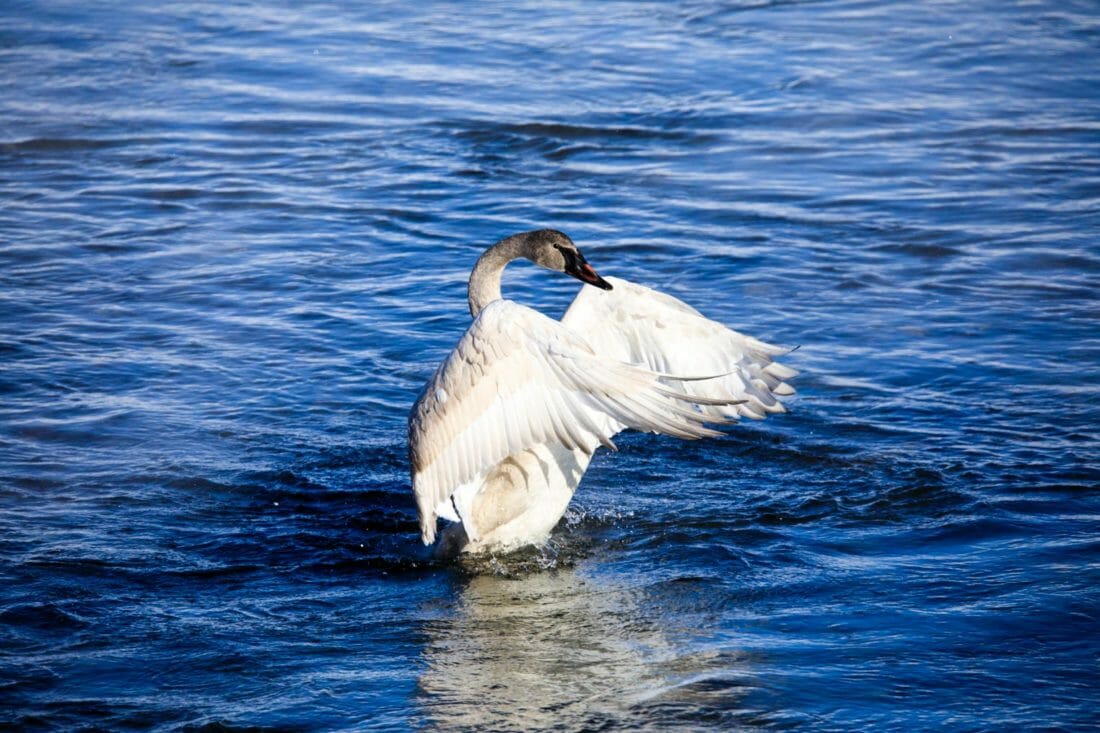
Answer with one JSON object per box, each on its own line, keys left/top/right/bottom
{"left": 468, "top": 233, "right": 529, "bottom": 317}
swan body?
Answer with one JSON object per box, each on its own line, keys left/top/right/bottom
{"left": 408, "top": 230, "right": 796, "bottom": 553}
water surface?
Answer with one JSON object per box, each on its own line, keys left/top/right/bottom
{"left": 1, "top": 1, "right": 1098, "bottom": 730}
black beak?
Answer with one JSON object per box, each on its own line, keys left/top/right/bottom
{"left": 564, "top": 251, "right": 613, "bottom": 290}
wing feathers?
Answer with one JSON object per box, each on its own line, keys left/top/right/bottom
{"left": 562, "top": 276, "right": 797, "bottom": 424}
{"left": 409, "top": 277, "right": 797, "bottom": 545}
{"left": 408, "top": 299, "right": 743, "bottom": 544}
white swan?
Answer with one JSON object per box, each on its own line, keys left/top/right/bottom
{"left": 408, "top": 230, "right": 796, "bottom": 554}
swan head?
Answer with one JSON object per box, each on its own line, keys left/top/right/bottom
{"left": 525, "top": 229, "right": 613, "bottom": 290}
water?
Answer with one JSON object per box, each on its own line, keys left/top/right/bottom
{"left": 2, "top": 1, "right": 1098, "bottom": 729}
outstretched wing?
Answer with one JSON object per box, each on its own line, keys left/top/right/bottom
{"left": 562, "top": 276, "right": 797, "bottom": 421}
{"left": 408, "top": 299, "right": 742, "bottom": 544}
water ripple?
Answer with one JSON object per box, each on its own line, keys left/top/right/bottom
{"left": 1, "top": 0, "right": 1098, "bottom": 730}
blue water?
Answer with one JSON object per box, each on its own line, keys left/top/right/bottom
{"left": 2, "top": 1, "right": 1099, "bottom": 730}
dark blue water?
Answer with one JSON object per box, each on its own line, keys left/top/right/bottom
{"left": 2, "top": 1, "right": 1099, "bottom": 730}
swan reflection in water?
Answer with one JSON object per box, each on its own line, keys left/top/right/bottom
{"left": 417, "top": 562, "right": 756, "bottom": 730}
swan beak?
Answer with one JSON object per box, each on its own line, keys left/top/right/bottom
{"left": 568, "top": 261, "right": 613, "bottom": 290}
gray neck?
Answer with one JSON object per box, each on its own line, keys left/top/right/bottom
{"left": 467, "top": 232, "right": 532, "bottom": 317}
